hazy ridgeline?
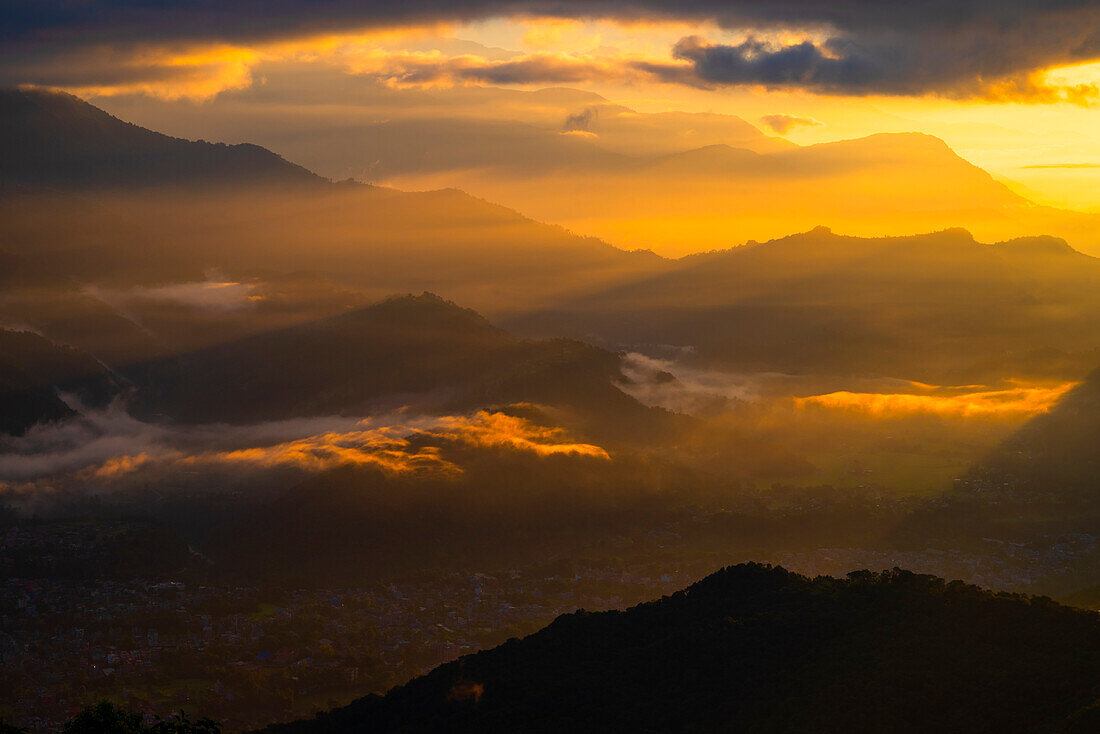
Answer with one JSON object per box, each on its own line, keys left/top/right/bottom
{"left": 97, "top": 79, "right": 1100, "bottom": 256}
{"left": 3, "top": 89, "right": 1100, "bottom": 544}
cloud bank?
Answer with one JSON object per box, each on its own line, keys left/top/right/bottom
{"left": 619, "top": 352, "right": 1078, "bottom": 420}
{"left": 4, "top": 2, "right": 1099, "bottom": 102}
{"left": 795, "top": 383, "right": 1077, "bottom": 419}
{"left": 0, "top": 404, "right": 608, "bottom": 489}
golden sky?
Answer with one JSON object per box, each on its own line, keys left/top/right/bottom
{"left": 10, "top": 6, "right": 1100, "bottom": 210}
{"left": 355, "top": 18, "right": 1100, "bottom": 211}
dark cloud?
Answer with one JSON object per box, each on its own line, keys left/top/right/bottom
{"left": 760, "top": 113, "right": 823, "bottom": 135}
{"left": 672, "top": 20, "right": 1100, "bottom": 98}
{"left": 2, "top": 2, "right": 1099, "bottom": 98}
{"left": 339, "top": 52, "right": 677, "bottom": 91}
{"left": 3, "top": 1, "right": 1094, "bottom": 45}
{"left": 674, "top": 36, "right": 881, "bottom": 91}
{"left": 564, "top": 106, "right": 598, "bottom": 131}
{"left": 666, "top": 2, "right": 1100, "bottom": 98}
{"left": 456, "top": 56, "right": 624, "bottom": 85}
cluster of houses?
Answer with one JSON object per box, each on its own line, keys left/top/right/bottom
{"left": 1, "top": 557, "right": 701, "bottom": 731}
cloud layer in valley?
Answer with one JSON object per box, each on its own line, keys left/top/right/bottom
{"left": 0, "top": 403, "right": 608, "bottom": 492}
{"left": 620, "top": 352, "right": 1078, "bottom": 420}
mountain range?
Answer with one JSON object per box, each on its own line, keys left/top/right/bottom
{"left": 127, "top": 292, "right": 667, "bottom": 438}
{"left": 0, "top": 89, "right": 663, "bottom": 316}
{"left": 4, "top": 58, "right": 1100, "bottom": 734}
{"left": 4, "top": 88, "right": 1100, "bottom": 435}
{"left": 509, "top": 226, "right": 1100, "bottom": 382}
{"left": 94, "top": 79, "right": 1099, "bottom": 256}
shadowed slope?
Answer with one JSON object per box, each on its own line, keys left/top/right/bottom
{"left": 265, "top": 564, "right": 1100, "bottom": 734}
{"left": 128, "top": 293, "right": 671, "bottom": 440}
{"left": 967, "top": 367, "right": 1100, "bottom": 503}
{"left": 0, "top": 88, "right": 320, "bottom": 188}
{"left": 508, "top": 227, "right": 1100, "bottom": 381}
{"left": 0, "top": 329, "right": 121, "bottom": 435}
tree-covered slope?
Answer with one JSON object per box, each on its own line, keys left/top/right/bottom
{"left": 266, "top": 564, "right": 1100, "bottom": 734}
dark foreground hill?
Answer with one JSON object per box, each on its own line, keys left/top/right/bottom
{"left": 265, "top": 564, "right": 1100, "bottom": 734}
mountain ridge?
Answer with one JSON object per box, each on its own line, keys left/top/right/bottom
{"left": 504, "top": 225, "right": 1100, "bottom": 380}
{"left": 0, "top": 87, "right": 322, "bottom": 189}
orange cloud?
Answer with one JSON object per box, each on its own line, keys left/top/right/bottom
{"left": 61, "top": 44, "right": 263, "bottom": 100}
{"left": 521, "top": 18, "right": 594, "bottom": 50}
{"left": 92, "top": 452, "right": 162, "bottom": 478}
{"left": 795, "top": 382, "right": 1076, "bottom": 419}
{"left": 63, "top": 25, "right": 454, "bottom": 99}
{"left": 192, "top": 426, "right": 458, "bottom": 474}
{"left": 978, "top": 72, "right": 1100, "bottom": 106}
{"left": 435, "top": 411, "right": 610, "bottom": 459}
{"left": 66, "top": 410, "right": 609, "bottom": 482}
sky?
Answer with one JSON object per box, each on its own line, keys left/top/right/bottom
{"left": 5, "top": 1, "right": 1100, "bottom": 209}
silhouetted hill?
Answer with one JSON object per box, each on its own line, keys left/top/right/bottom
{"left": 0, "top": 329, "right": 121, "bottom": 435}
{"left": 0, "top": 289, "right": 677, "bottom": 441}
{"left": 264, "top": 564, "right": 1100, "bottom": 734}
{"left": 646, "top": 143, "right": 768, "bottom": 176}
{"left": 141, "top": 184, "right": 665, "bottom": 314}
{"left": 361, "top": 118, "right": 1097, "bottom": 254}
{"left": 640, "top": 134, "right": 1003, "bottom": 189}
{"left": 508, "top": 227, "right": 1100, "bottom": 381}
{"left": 129, "top": 293, "right": 668, "bottom": 438}
{"left": 97, "top": 84, "right": 791, "bottom": 183}
{"left": 773, "top": 132, "right": 1016, "bottom": 195}
{"left": 104, "top": 80, "right": 1093, "bottom": 256}
{"left": 0, "top": 88, "right": 320, "bottom": 188}
{"left": 0, "top": 92, "right": 665, "bottom": 312}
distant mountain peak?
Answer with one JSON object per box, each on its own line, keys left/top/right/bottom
{"left": 785, "top": 226, "right": 978, "bottom": 246}
{"left": 994, "top": 235, "right": 1080, "bottom": 257}
{"left": 925, "top": 226, "right": 977, "bottom": 244}
{"left": 0, "top": 87, "right": 322, "bottom": 189}
{"left": 859, "top": 130, "right": 954, "bottom": 148}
